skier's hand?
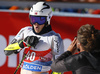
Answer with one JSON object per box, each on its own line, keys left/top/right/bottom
{"left": 18, "top": 40, "right": 24, "bottom": 48}
{"left": 24, "top": 36, "right": 39, "bottom": 48}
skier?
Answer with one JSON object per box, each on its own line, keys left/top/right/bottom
{"left": 4, "top": 2, "right": 64, "bottom": 74}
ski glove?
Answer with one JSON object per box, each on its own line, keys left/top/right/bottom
{"left": 18, "top": 36, "right": 39, "bottom": 48}
{"left": 18, "top": 40, "right": 24, "bottom": 48}
{"left": 24, "top": 36, "right": 39, "bottom": 48}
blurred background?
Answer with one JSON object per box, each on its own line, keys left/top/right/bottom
{"left": 0, "top": 0, "right": 100, "bottom": 14}
{"left": 0, "top": 0, "right": 100, "bottom": 74}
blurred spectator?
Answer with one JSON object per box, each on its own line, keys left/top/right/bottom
{"left": 80, "top": 8, "right": 88, "bottom": 13}
{"left": 88, "top": 0, "right": 97, "bottom": 2}
{"left": 88, "top": 8, "right": 95, "bottom": 14}
{"left": 45, "top": 0, "right": 57, "bottom": 1}
{"left": 51, "top": 7, "right": 55, "bottom": 12}
{"left": 23, "top": 7, "right": 30, "bottom": 11}
{"left": 79, "top": 0, "right": 86, "bottom": 2}
{"left": 9, "top": 6, "right": 19, "bottom": 10}
{"left": 54, "top": 8, "right": 61, "bottom": 12}
{"left": 62, "top": 0, "right": 69, "bottom": 1}
{"left": 0, "top": 6, "right": 10, "bottom": 9}
{"left": 92, "top": 9, "right": 100, "bottom": 14}
{"left": 60, "top": 8, "right": 78, "bottom": 13}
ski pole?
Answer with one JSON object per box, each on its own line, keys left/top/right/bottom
{"left": 14, "top": 42, "right": 31, "bottom": 74}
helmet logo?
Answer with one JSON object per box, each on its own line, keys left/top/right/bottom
{"left": 41, "top": 2, "right": 50, "bottom": 11}
{"left": 35, "top": 12, "right": 38, "bottom": 15}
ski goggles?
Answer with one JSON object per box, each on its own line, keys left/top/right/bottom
{"left": 30, "top": 15, "right": 47, "bottom": 25}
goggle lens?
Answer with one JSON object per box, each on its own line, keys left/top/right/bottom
{"left": 30, "top": 16, "right": 46, "bottom": 25}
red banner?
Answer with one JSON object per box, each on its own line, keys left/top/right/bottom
{"left": 0, "top": 11, "right": 100, "bottom": 74}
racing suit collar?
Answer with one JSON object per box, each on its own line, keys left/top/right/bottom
{"left": 32, "top": 25, "right": 52, "bottom": 35}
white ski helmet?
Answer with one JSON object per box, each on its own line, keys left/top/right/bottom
{"left": 29, "top": 2, "right": 53, "bottom": 25}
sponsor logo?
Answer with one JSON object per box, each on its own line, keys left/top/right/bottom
{"left": 54, "top": 40, "right": 59, "bottom": 53}
{"left": 28, "top": 28, "right": 32, "bottom": 30}
{"left": 23, "top": 63, "right": 42, "bottom": 71}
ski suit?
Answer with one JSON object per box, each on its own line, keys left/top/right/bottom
{"left": 10, "top": 26, "right": 64, "bottom": 72}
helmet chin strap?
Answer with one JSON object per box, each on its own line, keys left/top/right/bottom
{"left": 45, "top": 21, "right": 48, "bottom": 26}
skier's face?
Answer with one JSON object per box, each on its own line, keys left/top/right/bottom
{"left": 33, "top": 23, "right": 45, "bottom": 33}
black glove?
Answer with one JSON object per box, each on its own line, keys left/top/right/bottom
{"left": 24, "top": 36, "right": 39, "bottom": 48}
{"left": 18, "top": 40, "right": 24, "bottom": 48}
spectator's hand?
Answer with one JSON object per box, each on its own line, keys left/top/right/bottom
{"left": 67, "top": 37, "right": 77, "bottom": 54}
